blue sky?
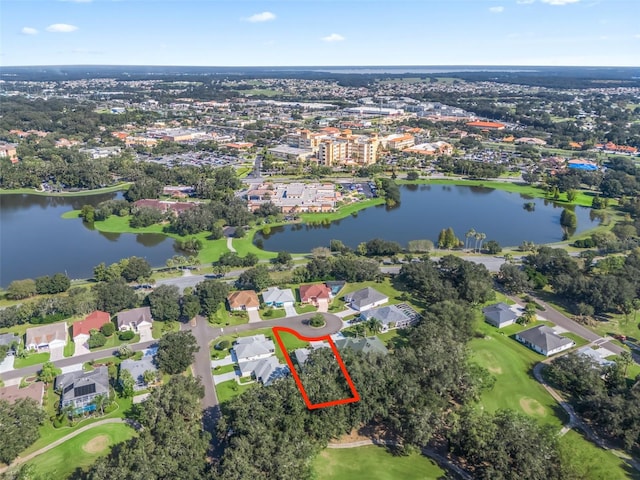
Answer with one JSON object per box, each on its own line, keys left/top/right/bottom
{"left": 2, "top": 0, "right": 639, "bottom": 66}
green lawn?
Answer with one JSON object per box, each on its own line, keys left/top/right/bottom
{"left": 470, "top": 318, "right": 565, "bottom": 427}
{"left": 260, "top": 307, "right": 286, "bottom": 320}
{"left": 312, "top": 445, "right": 445, "bottom": 480}
{"left": 24, "top": 423, "right": 136, "bottom": 479}
{"left": 558, "top": 430, "right": 638, "bottom": 480}
{"left": 298, "top": 198, "right": 386, "bottom": 223}
{"left": 0, "top": 183, "right": 131, "bottom": 197}
{"left": 215, "top": 379, "right": 256, "bottom": 404}
{"left": 295, "top": 304, "right": 317, "bottom": 314}
{"left": 212, "top": 363, "right": 236, "bottom": 375}
{"left": 210, "top": 305, "right": 249, "bottom": 327}
{"left": 13, "top": 352, "right": 50, "bottom": 369}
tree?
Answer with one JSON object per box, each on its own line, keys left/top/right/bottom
{"left": 406, "top": 170, "right": 420, "bottom": 181}
{"left": 0, "top": 398, "right": 45, "bottom": 464}
{"left": 210, "top": 224, "right": 224, "bottom": 240}
{"left": 365, "top": 317, "right": 383, "bottom": 335}
{"left": 143, "top": 369, "right": 158, "bottom": 386}
{"left": 521, "top": 302, "right": 538, "bottom": 325}
{"left": 88, "top": 330, "right": 107, "bottom": 349}
{"left": 618, "top": 351, "right": 633, "bottom": 377}
{"left": 560, "top": 208, "right": 577, "bottom": 228}
{"left": 194, "top": 279, "right": 230, "bottom": 316}
{"left": 38, "top": 361, "right": 61, "bottom": 385}
{"left": 100, "top": 322, "right": 115, "bottom": 337}
{"left": 273, "top": 251, "right": 293, "bottom": 268}
{"left": 497, "top": 264, "right": 533, "bottom": 294}
{"left": 147, "top": 284, "right": 180, "bottom": 322}
{"left": 94, "top": 279, "right": 137, "bottom": 314}
{"left": 117, "top": 345, "right": 133, "bottom": 359}
{"left": 156, "top": 331, "right": 199, "bottom": 374}
{"left": 465, "top": 228, "right": 476, "bottom": 251}
{"left": 7, "top": 279, "right": 37, "bottom": 300}
{"left": 91, "top": 394, "right": 108, "bottom": 416}
{"left": 119, "top": 369, "right": 135, "bottom": 397}
{"left": 311, "top": 246, "right": 332, "bottom": 258}
{"left": 236, "top": 265, "right": 271, "bottom": 291}
{"left": 181, "top": 294, "right": 201, "bottom": 320}
{"left": 484, "top": 240, "right": 502, "bottom": 254}
{"left": 120, "top": 256, "right": 152, "bottom": 282}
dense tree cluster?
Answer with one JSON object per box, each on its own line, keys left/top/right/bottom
{"left": 546, "top": 352, "right": 640, "bottom": 451}
{"left": 523, "top": 246, "right": 640, "bottom": 315}
{"left": 193, "top": 279, "right": 230, "bottom": 316}
{"left": 147, "top": 284, "right": 181, "bottom": 322}
{"left": 294, "top": 255, "right": 381, "bottom": 283}
{"left": 0, "top": 399, "right": 45, "bottom": 464}
{"left": 156, "top": 331, "right": 199, "bottom": 374}
{"left": 399, "top": 255, "right": 495, "bottom": 305}
{"left": 34, "top": 273, "right": 71, "bottom": 295}
{"left": 85, "top": 377, "right": 210, "bottom": 480}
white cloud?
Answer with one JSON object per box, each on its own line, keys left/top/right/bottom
{"left": 489, "top": 6, "right": 505, "bottom": 12}
{"left": 21, "top": 27, "right": 38, "bottom": 35}
{"left": 46, "top": 23, "right": 79, "bottom": 33}
{"left": 516, "top": 0, "right": 535, "bottom": 4}
{"left": 244, "top": 12, "right": 276, "bottom": 23}
{"left": 541, "top": 0, "right": 580, "bottom": 5}
{"left": 60, "top": 0, "right": 93, "bottom": 3}
{"left": 322, "top": 33, "right": 345, "bottom": 42}
{"left": 634, "top": 34, "right": 640, "bottom": 39}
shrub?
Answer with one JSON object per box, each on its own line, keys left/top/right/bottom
{"left": 309, "top": 314, "right": 325, "bottom": 328}
{"left": 101, "top": 322, "right": 115, "bottom": 337}
{"left": 118, "top": 330, "right": 135, "bottom": 341}
{"left": 103, "top": 403, "right": 117, "bottom": 414}
{"left": 215, "top": 340, "right": 231, "bottom": 351}
{"left": 88, "top": 331, "right": 107, "bottom": 349}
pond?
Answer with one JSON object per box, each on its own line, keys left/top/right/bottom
{"left": 255, "top": 185, "right": 601, "bottom": 253}
{"left": 0, "top": 192, "right": 178, "bottom": 286}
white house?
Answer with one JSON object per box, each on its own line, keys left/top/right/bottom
{"left": 117, "top": 307, "right": 153, "bottom": 333}
{"left": 344, "top": 287, "right": 389, "bottom": 312}
{"left": 25, "top": 323, "right": 68, "bottom": 352}
{"left": 515, "top": 325, "right": 574, "bottom": 356}
{"left": 262, "top": 287, "right": 295, "bottom": 308}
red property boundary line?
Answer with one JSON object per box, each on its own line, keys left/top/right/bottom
{"left": 272, "top": 326, "right": 360, "bottom": 410}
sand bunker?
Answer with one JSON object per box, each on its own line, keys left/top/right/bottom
{"left": 82, "top": 435, "right": 109, "bottom": 454}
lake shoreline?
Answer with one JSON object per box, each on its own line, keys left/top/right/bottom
{"left": 0, "top": 183, "right": 131, "bottom": 197}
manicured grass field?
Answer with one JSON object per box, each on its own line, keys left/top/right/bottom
{"left": 215, "top": 379, "right": 256, "bottom": 404}
{"left": 312, "top": 445, "right": 445, "bottom": 480}
{"left": 558, "top": 431, "right": 638, "bottom": 480}
{"left": 13, "top": 352, "right": 50, "bottom": 369}
{"left": 24, "top": 423, "right": 136, "bottom": 479}
{"left": 210, "top": 305, "right": 249, "bottom": 327}
{"left": 298, "top": 198, "right": 385, "bottom": 223}
{"left": 470, "top": 319, "right": 565, "bottom": 427}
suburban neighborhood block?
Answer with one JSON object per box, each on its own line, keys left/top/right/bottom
{"left": 117, "top": 306, "right": 154, "bottom": 335}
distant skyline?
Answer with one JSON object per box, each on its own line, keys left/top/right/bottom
{"left": 2, "top": 0, "right": 639, "bottom": 67}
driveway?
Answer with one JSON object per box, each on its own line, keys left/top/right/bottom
{"left": 317, "top": 299, "right": 329, "bottom": 313}
{"left": 73, "top": 337, "right": 90, "bottom": 357}
{"left": 0, "top": 355, "right": 14, "bottom": 373}
{"left": 248, "top": 310, "right": 262, "bottom": 323}
{"left": 49, "top": 345, "right": 64, "bottom": 361}
{"left": 211, "top": 355, "right": 233, "bottom": 368}
{"left": 213, "top": 371, "right": 237, "bottom": 385}
{"left": 336, "top": 307, "right": 359, "bottom": 318}
{"left": 284, "top": 304, "right": 297, "bottom": 318}
{"left": 138, "top": 326, "right": 153, "bottom": 343}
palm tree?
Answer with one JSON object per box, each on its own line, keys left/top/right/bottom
{"left": 474, "top": 233, "right": 482, "bottom": 253}
{"left": 61, "top": 403, "right": 76, "bottom": 425}
{"left": 366, "top": 318, "right": 383, "bottom": 335}
{"left": 478, "top": 233, "right": 487, "bottom": 253}
{"left": 353, "top": 323, "right": 366, "bottom": 338}
{"left": 465, "top": 228, "right": 476, "bottom": 251}
{"left": 619, "top": 351, "right": 633, "bottom": 377}
{"left": 91, "top": 394, "right": 108, "bottom": 416}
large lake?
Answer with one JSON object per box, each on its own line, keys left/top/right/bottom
{"left": 256, "top": 185, "right": 600, "bottom": 253}
{"left": 0, "top": 192, "right": 177, "bottom": 286}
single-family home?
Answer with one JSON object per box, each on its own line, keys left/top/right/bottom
{"left": 0, "top": 383, "right": 45, "bottom": 406}
{"left": 293, "top": 341, "right": 330, "bottom": 366}
{"left": 234, "top": 334, "right": 276, "bottom": 363}
{"left": 227, "top": 290, "right": 260, "bottom": 311}
{"left": 344, "top": 287, "right": 389, "bottom": 312}
{"left": 73, "top": 311, "right": 111, "bottom": 344}
{"left": 515, "top": 325, "right": 575, "bottom": 356}
{"left": 120, "top": 356, "right": 158, "bottom": 391}
{"left": 55, "top": 366, "right": 110, "bottom": 413}
{"left": 482, "top": 303, "right": 518, "bottom": 329}
{"left": 360, "top": 304, "right": 420, "bottom": 331}
{"left": 576, "top": 347, "right": 616, "bottom": 367}
{"left": 0, "top": 333, "right": 21, "bottom": 354}
{"left": 334, "top": 336, "right": 388, "bottom": 355}
{"left": 299, "top": 283, "right": 332, "bottom": 307}
{"left": 252, "top": 356, "right": 289, "bottom": 386}
{"left": 25, "top": 323, "right": 68, "bottom": 352}
{"left": 117, "top": 307, "right": 153, "bottom": 334}
{"left": 262, "top": 287, "right": 296, "bottom": 308}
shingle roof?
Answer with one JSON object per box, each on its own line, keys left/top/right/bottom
{"left": 335, "top": 336, "right": 388, "bottom": 355}
{"left": 517, "top": 325, "right": 574, "bottom": 353}
{"left": 234, "top": 335, "right": 275, "bottom": 362}
{"left": 482, "top": 303, "right": 518, "bottom": 326}
{"left": 361, "top": 304, "right": 414, "bottom": 326}
{"left": 120, "top": 356, "right": 158, "bottom": 385}
{"left": 227, "top": 290, "right": 260, "bottom": 309}
{"left": 344, "top": 287, "right": 388, "bottom": 309}
{"left": 117, "top": 307, "right": 153, "bottom": 329}
{"left": 25, "top": 323, "right": 67, "bottom": 347}
{"left": 262, "top": 287, "right": 295, "bottom": 305}
{"left": 55, "top": 366, "right": 110, "bottom": 403}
